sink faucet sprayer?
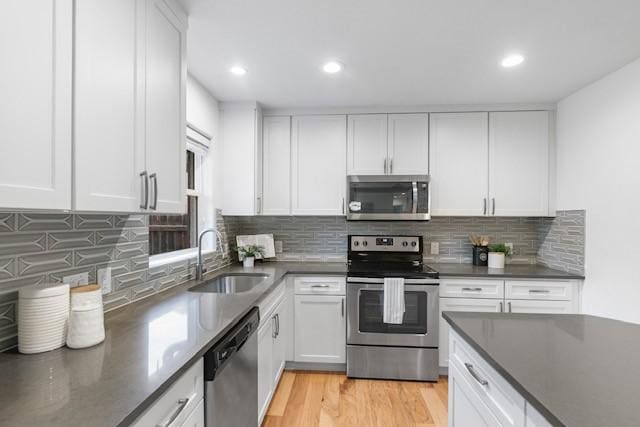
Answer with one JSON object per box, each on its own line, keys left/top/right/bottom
{"left": 196, "top": 228, "right": 224, "bottom": 281}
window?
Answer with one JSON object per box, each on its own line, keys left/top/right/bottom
{"left": 149, "top": 148, "right": 204, "bottom": 256}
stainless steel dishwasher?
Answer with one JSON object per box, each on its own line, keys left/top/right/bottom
{"left": 204, "top": 307, "right": 259, "bottom": 427}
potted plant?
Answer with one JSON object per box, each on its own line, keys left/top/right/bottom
{"left": 487, "top": 243, "right": 511, "bottom": 269}
{"left": 238, "top": 245, "right": 264, "bottom": 268}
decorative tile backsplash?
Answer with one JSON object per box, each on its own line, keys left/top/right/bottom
{"left": 0, "top": 210, "right": 236, "bottom": 351}
{"left": 537, "top": 210, "right": 586, "bottom": 275}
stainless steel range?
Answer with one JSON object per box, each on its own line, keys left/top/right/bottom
{"left": 346, "top": 235, "right": 439, "bottom": 381}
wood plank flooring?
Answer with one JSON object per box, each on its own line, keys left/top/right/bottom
{"left": 262, "top": 371, "right": 448, "bottom": 427}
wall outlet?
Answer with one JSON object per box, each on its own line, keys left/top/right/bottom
{"left": 275, "top": 240, "right": 283, "bottom": 253}
{"left": 505, "top": 242, "right": 514, "bottom": 253}
{"left": 63, "top": 272, "right": 89, "bottom": 287}
{"left": 430, "top": 242, "right": 439, "bottom": 255}
{"left": 98, "top": 267, "right": 112, "bottom": 294}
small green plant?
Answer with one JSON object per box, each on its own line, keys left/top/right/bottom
{"left": 488, "top": 243, "right": 511, "bottom": 256}
{"left": 239, "top": 244, "right": 265, "bottom": 258}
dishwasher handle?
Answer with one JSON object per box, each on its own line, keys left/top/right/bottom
{"left": 205, "top": 307, "right": 259, "bottom": 381}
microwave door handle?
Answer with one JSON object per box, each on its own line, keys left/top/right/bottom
{"left": 412, "top": 182, "right": 418, "bottom": 214}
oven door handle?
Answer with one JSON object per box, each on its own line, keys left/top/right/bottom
{"left": 411, "top": 181, "right": 418, "bottom": 214}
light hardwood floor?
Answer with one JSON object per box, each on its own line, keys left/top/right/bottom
{"left": 262, "top": 371, "right": 448, "bottom": 427}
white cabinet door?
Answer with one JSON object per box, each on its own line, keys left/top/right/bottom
{"left": 74, "top": 0, "right": 145, "bottom": 212}
{"left": 439, "top": 298, "right": 503, "bottom": 368}
{"left": 489, "top": 111, "right": 550, "bottom": 216}
{"left": 181, "top": 399, "right": 205, "bottom": 427}
{"left": 294, "top": 294, "right": 346, "bottom": 363}
{"left": 0, "top": 0, "right": 72, "bottom": 210}
{"left": 347, "top": 114, "right": 388, "bottom": 175}
{"left": 429, "top": 113, "right": 489, "bottom": 216}
{"left": 291, "top": 115, "right": 346, "bottom": 215}
{"left": 506, "top": 299, "right": 575, "bottom": 314}
{"left": 387, "top": 113, "right": 429, "bottom": 175}
{"left": 257, "top": 319, "right": 274, "bottom": 422}
{"left": 262, "top": 116, "right": 291, "bottom": 215}
{"left": 144, "top": 0, "right": 186, "bottom": 214}
{"left": 271, "top": 299, "right": 286, "bottom": 388}
{"left": 449, "top": 363, "right": 502, "bottom": 427}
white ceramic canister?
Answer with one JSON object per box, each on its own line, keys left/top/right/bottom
{"left": 18, "top": 283, "right": 70, "bottom": 354}
{"left": 488, "top": 252, "right": 506, "bottom": 269}
{"left": 67, "top": 285, "right": 105, "bottom": 349}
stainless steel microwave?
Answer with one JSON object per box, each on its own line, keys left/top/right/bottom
{"left": 346, "top": 175, "right": 431, "bottom": 220}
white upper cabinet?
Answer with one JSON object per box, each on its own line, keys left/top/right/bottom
{"left": 291, "top": 115, "right": 347, "bottom": 215}
{"left": 74, "top": 0, "right": 144, "bottom": 212}
{"left": 144, "top": 0, "right": 187, "bottom": 214}
{"left": 387, "top": 113, "right": 429, "bottom": 175}
{"left": 222, "top": 102, "right": 263, "bottom": 215}
{"left": 74, "top": 0, "right": 186, "bottom": 213}
{"left": 262, "top": 116, "right": 291, "bottom": 215}
{"left": 347, "top": 114, "right": 388, "bottom": 175}
{"left": 489, "top": 111, "right": 550, "bottom": 216}
{"left": 430, "top": 113, "right": 489, "bottom": 216}
{"left": 0, "top": 0, "right": 73, "bottom": 210}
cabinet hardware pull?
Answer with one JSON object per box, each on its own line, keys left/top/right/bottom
{"left": 276, "top": 313, "right": 280, "bottom": 337}
{"left": 464, "top": 363, "right": 489, "bottom": 386}
{"left": 384, "top": 158, "right": 388, "bottom": 174}
{"left": 257, "top": 197, "right": 262, "bottom": 214}
{"left": 492, "top": 198, "right": 496, "bottom": 215}
{"left": 139, "top": 171, "right": 149, "bottom": 209}
{"left": 529, "top": 289, "right": 550, "bottom": 293}
{"left": 156, "top": 397, "right": 189, "bottom": 427}
{"left": 272, "top": 315, "right": 277, "bottom": 338}
{"left": 508, "top": 301, "right": 512, "bottom": 312}
{"left": 311, "top": 284, "right": 330, "bottom": 288}
{"left": 499, "top": 301, "right": 503, "bottom": 312}
{"left": 149, "top": 173, "right": 158, "bottom": 210}
{"left": 341, "top": 298, "right": 345, "bottom": 318}
{"left": 389, "top": 158, "right": 393, "bottom": 174}
{"left": 462, "top": 287, "right": 483, "bottom": 292}
{"left": 342, "top": 197, "right": 345, "bottom": 215}
{"left": 483, "top": 198, "right": 487, "bottom": 215}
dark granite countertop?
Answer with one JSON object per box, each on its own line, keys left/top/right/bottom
{"left": 0, "top": 262, "right": 346, "bottom": 427}
{"left": 430, "top": 263, "right": 584, "bottom": 280}
{"left": 443, "top": 312, "right": 640, "bottom": 427}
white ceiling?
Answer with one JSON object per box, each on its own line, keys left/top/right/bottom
{"left": 179, "top": 0, "right": 640, "bottom": 109}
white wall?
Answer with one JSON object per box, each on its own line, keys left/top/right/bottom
{"left": 186, "top": 74, "right": 222, "bottom": 248}
{"left": 556, "top": 57, "right": 640, "bottom": 323}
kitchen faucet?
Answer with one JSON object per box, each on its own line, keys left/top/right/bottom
{"left": 195, "top": 228, "right": 224, "bottom": 281}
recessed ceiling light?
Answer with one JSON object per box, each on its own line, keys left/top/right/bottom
{"left": 501, "top": 54, "right": 525, "bottom": 68}
{"left": 230, "top": 65, "right": 248, "bottom": 76}
{"left": 322, "top": 61, "right": 343, "bottom": 74}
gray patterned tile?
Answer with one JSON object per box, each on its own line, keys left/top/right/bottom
{"left": 0, "top": 233, "right": 46, "bottom": 256}
{"left": 0, "top": 275, "right": 47, "bottom": 293}
{"left": 153, "top": 275, "right": 177, "bottom": 292}
{"left": 47, "top": 266, "right": 97, "bottom": 284}
{"left": 48, "top": 231, "right": 95, "bottom": 250}
{"left": 17, "top": 213, "right": 73, "bottom": 231}
{"left": 95, "top": 260, "right": 130, "bottom": 278}
{"left": 18, "top": 251, "right": 73, "bottom": 276}
{"left": 131, "top": 283, "right": 156, "bottom": 301}
{"left": 115, "top": 215, "right": 147, "bottom": 228}
{"left": 127, "top": 228, "right": 149, "bottom": 242}
{"left": 75, "top": 214, "right": 114, "bottom": 229}
{"left": 113, "top": 270, "right": 147, "bottom": 290}
{"left": 103, "top": 288, "right": 132, "bottom": 312}
{"left": 0, "top": 214, "right": 15, "bottom": 232}
{"left": 0, "top": 258, "right": 15, "bottom": 281}
{"left": 114, "top": 242, "right": 147, "bottom": 260}
{"left": 129, "top": 255, "right": 149, "bottom": 272}
{"left": 0, "top": 300, "right": 17, "bottom": 329}
{"left": 95, "top": 229, "right": 129, "bottom": 246}
{"left": 75, "top": 245, "right": 116, "bottom": 266}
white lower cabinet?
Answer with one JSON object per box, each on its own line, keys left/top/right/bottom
{"left": 449, "top": 363, "right": 502, "bottom": 426}
{"left": 257, "top": 314, "right": 274, "bottom": 422}
{"left": 294, "top": 294, "right": 346, "bottom": 363}
{"left": 506, "top": 299, "right": 575, "bottom": 314}
{"left": 131, "top": 359, "right": 204, "bottom": 427}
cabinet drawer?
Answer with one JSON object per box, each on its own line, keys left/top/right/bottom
{"left": 505, "top": 280, "right": 573, "bottom": 301}
{"left": 440, "top": 279, "right": 504, "bottom": 299}
{"left": 132, "top": 359, "right": 204, "bottom": 427}
{"left": 449, "top": 331, "right": 525, "bottom": 427}
{"left": 258, "top": 281, "right": 286, "bottom": 328}
{"left": 294, "top": 276, "right": 346, "bottom": 295}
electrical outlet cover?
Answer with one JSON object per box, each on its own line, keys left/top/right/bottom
{"left": 63, "top": 272, "right": 89, "bottom": 287}
{"left": 98, "top": 267, "right": 112, "bottom": 294}
{"left": 275, "top": 241, "right": 283, "bottom": 253}
{"left": 430, "top": 242, "right": 439, "bottom": 255}
{"left": 505, "top": 242, "right": 514, "bottom": 252}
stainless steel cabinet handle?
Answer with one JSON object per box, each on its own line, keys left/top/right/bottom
{"left": 529, "top": 289, "right": 550, "bottom": 294}
{"left": 342, "top": 197, "right": 345, "bottom": 215}
{"left": 276, "top": 313, "right": 280, "bottom": 337}
{"left": 341, "top": 298, "right": 345, "bottom": 318}
{"left": 139, "top": 171, "right": 149, "bottom": 209}
{"left": 149, "top": 173, "right": 158, "bottom": 210}
{"left": 508, "top": 301, "right": 512, "bottom": 313}
{"left": 389, "top": 158, "right": 393, "bottom": 174}
{"left": 499, "top": 301, "right": 503, "bottom": 312}
{"left": 462, "top": 287, "right": 483, "bottom": 292}
{"left": 492, "top": 198, "right": 496, "bottom": 215}
{"left": 464, "top": 363, "right": 489, "bottom": 386}
{"left": 311, "top": 284, "right": 330, "bottom": 288}
{"left": 483, "top": 198, "right": 487, "bottom": 215}
{"left": 257, "top": 197, "right": 262, "bottom": 214}
{"left": 272, "top": 315, "right": 277, "bottom": 338}
{"left": 384, "top": 157, "right": 388, "bottom": 174}
{"left": 156, "top": 397, "right": 189, "bottom": 427}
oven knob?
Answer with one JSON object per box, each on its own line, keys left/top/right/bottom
{"left": 402, "top": 241, "right": 408, "bottom": 247}
{"left": 353, "top": 241, "right": 359, "bottom": 247}
{"left": 362, "top": 241, "right": 368, "bottom": 247}
{"left": 411, "top": 241, "right": 417, "bottom": 247}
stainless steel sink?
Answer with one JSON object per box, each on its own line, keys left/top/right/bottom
{"left": 189, "top": 273, "right": 269, "bottom": 294}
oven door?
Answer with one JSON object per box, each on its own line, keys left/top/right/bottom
{"left": 347, "top": 175, "right": 431, "bottom": 220}
{"left": 346, "top": 278, "right": 439, "bottom": 348}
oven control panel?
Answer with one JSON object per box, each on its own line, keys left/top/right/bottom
{"left": 349, "top": 235, "right": 420, "bottom": 252}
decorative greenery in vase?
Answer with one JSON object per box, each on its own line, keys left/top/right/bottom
{"left": 488, "top": 243, "right": 512, "bottom": 256}
{"left": 239, "top": 245, "right": 265, "bottom": 267}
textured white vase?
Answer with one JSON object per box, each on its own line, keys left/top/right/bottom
{"left": 18, "top": 283, "right": 70, "bottom": 354}
{"left": 488, "top": 252, "right": 506, "bottom": 269}
{"left": 243, "top": 257, "right": 255, "bottom": 268}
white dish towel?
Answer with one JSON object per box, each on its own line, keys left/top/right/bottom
{"left": 383, "top": 277, "right": 405, "bottom": 324}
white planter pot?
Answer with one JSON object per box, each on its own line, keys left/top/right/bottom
{"left": 488, "top": 252, "right": 505, "bottom": 269}
{"left": 243, "top": 257, "right": 255, "bottom": 268}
